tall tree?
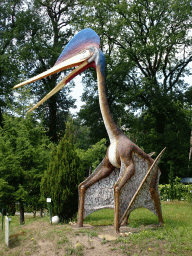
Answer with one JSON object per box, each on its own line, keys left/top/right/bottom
{"left": 0, "top": 114, "right": 51, "bottom": 223}
{"left": 14, "top": 0, "right": 79, "bottom": 142}
{"left": 41, "top": 117, "right": 84, "bottom": 221}
{"left": 78, "top": 0, "right": 192, "bottom": 132}
{"left": 76, "top": 0, "right": 192, "bottom": 182}
{"left": 0, "top": 0, "right": 24, "bottom": 126}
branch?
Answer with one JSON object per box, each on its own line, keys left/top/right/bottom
{"left": 167, "top": 56, "right": 192, "bottom": 91}
{"left": 162, "top": 44, "right": 174, "bottom": 85}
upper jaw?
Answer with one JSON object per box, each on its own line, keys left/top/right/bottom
{"left": 13, "top": 46, "right": 100, "bottom": 113}
{"left": 13, "top": 48, "right": 94, "bottom": 89}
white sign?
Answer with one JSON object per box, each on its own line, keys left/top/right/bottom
{"left": 5, "top": 217, "right": 11, "bottom": 247}
{"left": 46, "top": 198, "right": 51, "bottom": 203}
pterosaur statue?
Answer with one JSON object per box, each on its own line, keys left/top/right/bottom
{"left": 14, "top": 28, "right": 165, "bottom": 233}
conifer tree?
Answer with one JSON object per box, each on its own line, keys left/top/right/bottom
{"left": 41, "top": 117, "right": 84, "bottom": 221}
{"left": 0, "top": 114, "right": 51, "bottom": 222}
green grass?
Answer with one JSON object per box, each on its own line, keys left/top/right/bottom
{"left": 84, "top": 200, "right": 192, "bottom": 228}
{"left": 0, "top": 214, "right": 51, "bottom": 253}
{"left": 0, "top": 201, "right": 192, "bottom": 255}
{"left": 84, "top": 200, "right": 192, "bottom": 255}
{"left": 119, "top": 201, "right": 192, "bottom": 255}
{"left": 84, "top": 208, "right": 114, "bottom": 226}
{"left": 0, "top": 215, "right": 48, "bottom": 232}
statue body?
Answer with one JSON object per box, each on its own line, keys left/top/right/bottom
{"left": 13, "top": 28, "right": 165, "bottom": 233}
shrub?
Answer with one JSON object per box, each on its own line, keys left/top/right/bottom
{"left": 41, "top": 118, "right": 84, "bottom": 222}
{"left": 159, "top": 177, "right": 192, "bottom": 202}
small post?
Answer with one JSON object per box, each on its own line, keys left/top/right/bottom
{"left": 5, "top": 216, "right": 11, "bottom": 247}
{"left": 2, "top": 208, "right": 4, "bottom": 230}
{"left": 46, "top": 198, "right": 52, "bottom": 224}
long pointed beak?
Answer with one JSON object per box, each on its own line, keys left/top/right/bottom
{"left": 13, "top": 49, "right": 92, "bottom": 89}
{"left": 27, "top": 61, "right": 88, "bottom": 113}
{"left": 13, "top": 49, "right": 93, "bottom": 112}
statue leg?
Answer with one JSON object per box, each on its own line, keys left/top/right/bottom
{"left": 77, "top": 185, "right": 86, "bottom": 227}
{"left": 150, "top": 168, "right": 163, "bottom": 225}
{"left": 114, "top": 162, "right": 135, "bottom": 233}
{"left": 77, "top": 158, "right": 114, "bottom": 227}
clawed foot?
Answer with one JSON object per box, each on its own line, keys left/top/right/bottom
{"left": 115, "top": 228, "right": 120, "bottom": 234}
{"left": 155, "top": 222, "right": 164, "bottom": 227}
{"left": 76, "top": 222, "right": 83, "bottom": 228}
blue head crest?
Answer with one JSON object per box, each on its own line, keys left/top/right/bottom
{"left": 55, "top": 28, "right": 100, "bottom": 66}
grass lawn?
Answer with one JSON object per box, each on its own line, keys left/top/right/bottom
{"left": 0, "top": 200, "right": 192, "bottom": 255}
{"left": 84, "top": 200, "right": 192, "bottom": 255}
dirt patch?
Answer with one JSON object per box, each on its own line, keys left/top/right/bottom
{"left": 0, "top": 220, "right": 167, "bottom": 256}
{"left": 1, "top": 221, "right": 120, "bottom": 255}
{"left": 36, "top": 240, "right": 55, "bottom": 256}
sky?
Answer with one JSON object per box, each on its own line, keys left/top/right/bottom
{"left": 69, "top": 68, "right": 192, "bottom": 115}
{"left": 69, "top": 76, "right": 84, "bottom": 115}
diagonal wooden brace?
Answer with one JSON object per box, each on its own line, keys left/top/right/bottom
{"left": 120, "top": 147, "right": 166, "bottom": 227}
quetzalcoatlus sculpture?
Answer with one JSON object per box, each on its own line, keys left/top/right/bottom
{"left": 14, "top": 28, "right": 165, "bottom": 233}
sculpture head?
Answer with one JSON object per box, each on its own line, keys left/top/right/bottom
{"left": 13, "top": 28, "right": 105, "bottom": 112}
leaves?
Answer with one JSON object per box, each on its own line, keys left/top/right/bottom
{"left": 76, "top": 0, "right": 192, "bottom": 183}
{"left": 76, "top": 138, "right": 107, "bottom": 173}
{"left": 0, "top": 114, "right": 52, "bottom": 213}
{"left": 41, "top": 117, "right": 84, "bottom": 221}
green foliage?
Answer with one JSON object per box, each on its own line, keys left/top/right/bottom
{"left": 11, "top": 86, "right": 35, "bottom": 118}
{"left": 12, "top": 0, "right": 78, "bottom": 142}
{"left": 41, "top": 118, "right": 84, "bottom": 221}
{"left": 0, "top": 179, "right": 15, "bottom": 215}
{"left": 0, "top": 0, "right": 25, "bottom": 125}
{"left": 76, "top": 138, "right": 107, "bottom": 175}
{"left": 73, "top": 117, "right": 92, "bottom": 150}
{"left": 76, "top": 0, "right": 192, "bottom": 182}
{"left": 124, "top": 101, "right": 191, "bottom": 183}
{"left": 159, "top": 177, "right": 192, "bottom": 202}
{"left": 0, "top": 114, "right": 51, "bottom": 214}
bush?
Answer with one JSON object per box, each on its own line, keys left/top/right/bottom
{"left": 159, "top": 177, "right": 192, "bottom": 202}
{"left": 41, "top": 118, "right": 84, "bottom": 222}
{"left": 76, "top": 138, "right": 107, "bottom": 175}
{"left": 0, "top": 114, "right": 51, "bottom": 219}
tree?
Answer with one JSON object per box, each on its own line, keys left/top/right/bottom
{"left": 0, "top": 114, "right": 51, "bottom": 223}
{"left": 73, "top": 116, "right": 94, "bottom": 150}
{"left": 76, "top": 138, "right": 107, "bottom": 176}
{"left": 76, "top": 0, "right": 192, "bottom": 182}
{"left": 78, "top": 0, "right": 192, "bottom": 131}
{"left": 127, "top": 101, "right": 191, "bottom": 183}
{"left": 0, "top": 126, "right": 23, "bottom": 216}
{"left": 41, "top": 117, "right": 84, "bottom": 221}
{"left": 13, "top": 0, "right": 80, "bottom": 142}
{"left": 0, "top": 0, "right": 25, "bottom": 126}
{"left": 11, "top": 86, "right": 35, "bottom": 118}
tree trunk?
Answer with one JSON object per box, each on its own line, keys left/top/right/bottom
{"left": 40, "top": 208, "right": 43, "bottom": 218}
{"left": 48, "top": 95, "right": 57, "bottom": 142}
{"left": 156, "top": 113, "right": 166, "bottom": 135}
{"left": 20, "top": 201, "right": 25, "bottom": 225}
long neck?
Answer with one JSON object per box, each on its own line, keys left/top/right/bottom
{"left": 96, "top": 66, "right": 122, "bottom": 143}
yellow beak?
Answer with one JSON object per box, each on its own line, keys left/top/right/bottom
{"left": 13, "top": 49, "right": 93, "bottom": 113}
{"left": 27, "top": 61, "right": 88, "bottom": 113}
